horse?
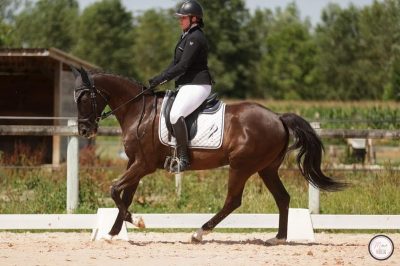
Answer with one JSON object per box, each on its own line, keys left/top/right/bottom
{"left": 72, "top": 67, "right": 345, "bottom": 244}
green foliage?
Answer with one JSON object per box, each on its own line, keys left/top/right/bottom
{"left": 72, "top": 0, "right": 135, "bottom": 77}
{"left": 202, "top": 0, "right": 259, "bottom": 98}
{"left": 0, "top": 0, "right": 22, "bottom": 21}
{"left": 255, "top": 3, "right": 317, "bottom": 99}
{"left": 0, "top": 0, "right": 21, "bottom": 46}
{"left": 3, "top": 0, "right": 400, "bottom": 100}
{"left": 11, "top": 0, "right": 79, "bottom": 50}
{"left": 253, "top": 100, "right": 400, "bottom": 129}
{"left": 1, "top": 167, "right": 399, "bottom": 215}
{"left": 387, "top": 45, "right": 400, "bottom": 101}
{"left": 320, "top": 169, "right": 400, "bottom": 214}
{"left": 0, "top": 21, "right": 13, "bottom": 46}
{"left": 132, "top": 9, "right": 179, "bottom": 82}
{"left": 313, "top": 0, "right": 400, "bottom": 100}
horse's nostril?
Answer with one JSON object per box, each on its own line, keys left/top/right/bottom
{"left": 80, "top": 128, "right": 87, "bottom": 136}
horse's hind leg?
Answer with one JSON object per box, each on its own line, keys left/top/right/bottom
{"left": 191, "top": 168, "right": 251, "bottom": 243}
{"left": 258, "top": 167, "right": 290, "bottom": 243}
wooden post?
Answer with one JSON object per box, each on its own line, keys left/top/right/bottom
{"left": 367, "top": 138, "right": 376, "bottom": 164}
{"left": 67, "top": 119, "right": 79, "bottom": 213}
{"left": 309, "top": 121, "right": 321, "bottom": 214}
{"left": 52, "top": 62, "right": 62, "bottom": 166}
{"left": 175, "top": 173, "right": 182, "bottom": 199}
{"left": 308, "top": 184, "right": 320, "bottom": 214}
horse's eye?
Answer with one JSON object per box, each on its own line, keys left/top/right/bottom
{"left": 81, "top": 96, "right": 89, "bottom": 104}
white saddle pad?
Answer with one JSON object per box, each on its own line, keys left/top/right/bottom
{"left": 159, "top": 96, "right": 226, "bottom": 149}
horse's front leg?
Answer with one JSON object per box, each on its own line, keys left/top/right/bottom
{"left": 109, "top": 166, "right": 146, "bottom": 236}
{"left": 121, "top": 183, "right": 145, "bottom": 228}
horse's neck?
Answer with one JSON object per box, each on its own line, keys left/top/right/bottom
{"left": 95, "top": 74, "right": 144, "bottom": 128}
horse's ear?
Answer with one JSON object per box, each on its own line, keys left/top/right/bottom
{"left": 70, "top": 65, "right": 81, "bottom": 79}
{"left": 80, "top": 67, "right": 92, "bottom": 87}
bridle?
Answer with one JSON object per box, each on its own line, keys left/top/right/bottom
{"left": 74, "top": 75, "right": 155, "bottom": 137}
{"left": 74, "top": 84, "right": 110, "bottom": 124}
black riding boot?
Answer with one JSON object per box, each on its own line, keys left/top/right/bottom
{"left": 171, "top": 117, "right": 190, "bottom": 172}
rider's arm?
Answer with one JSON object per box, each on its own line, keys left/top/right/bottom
{"left": 152, "top": 35, "right": 202, "bottom": 85}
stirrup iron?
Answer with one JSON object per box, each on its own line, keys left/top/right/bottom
{"left": 164, "top": 148, "right": 181, "bottom": 173}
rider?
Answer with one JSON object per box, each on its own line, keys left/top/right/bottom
{"left": 149, "top": 0, "right": 212, "bottom": 172}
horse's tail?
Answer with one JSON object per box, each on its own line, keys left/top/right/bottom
{"left": 279, "top": 113, "right": 346, "bottom": 192}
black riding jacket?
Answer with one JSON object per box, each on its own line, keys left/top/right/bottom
{"left": 158, "top": 25, "right": 212, "bottom": 86}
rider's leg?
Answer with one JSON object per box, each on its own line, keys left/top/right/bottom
{"left": 171, "top": 116, "right": 190, "bottom": 171}
{"left": 169, "top": 85, "right": 211, "bottom": 171}
{"left": 169, "top": 85, "right": 211, "bottom": 124}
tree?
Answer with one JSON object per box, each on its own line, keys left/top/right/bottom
{"left": 72, "top": 0, "right": 135, "bottom": 76}
{"left": 359, "top": 0, "right": 400, "bottom": 100}
{"left": 0, "top": 22, "right": 13, "bottom": 46}
{"left": 202, "top": 0, "right": 259, "bottom": 98}
{"left": 313, "top": 0, "right": 400, "bottom": 100}
{"left": 12, "top": 0, "right": 79, "bottom": 50}
{"left": 256, "top": 3, "right": 317, "bottom": 99}
{"left": 131, "top": 9, "right": 179, "bottom": 83}
{"left": 0, "top": 0, "right": 22, "bottom": 46}
{"left": 313, "top": 4, "right": 365, "bottom": 100}
{"left": 0, "top": 0, "right": 22, "bottom": 20}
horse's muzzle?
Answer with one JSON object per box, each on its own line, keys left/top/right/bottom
{"left": 78, "top": 123, "right": 97, "bottom": 138}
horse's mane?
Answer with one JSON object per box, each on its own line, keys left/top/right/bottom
{"left": 88, "top": 69, "right": 167, "bottom": 98}
{"left": 88, "top": 69, "right": 145, "bottom": 88}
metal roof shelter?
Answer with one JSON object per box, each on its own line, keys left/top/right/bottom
{"left": 0, "top": 48, "right": 97, "bottom": 165}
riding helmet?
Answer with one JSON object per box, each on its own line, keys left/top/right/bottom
{"left": 176, "top": 0, "right": 203, "bottom": 18}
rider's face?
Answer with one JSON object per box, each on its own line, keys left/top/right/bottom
{"left": 179, "top": 16, "right": 191, "bottom": 31}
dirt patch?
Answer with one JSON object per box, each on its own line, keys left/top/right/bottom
{"left": 0, "top": 232, "right": 398, "bottom": 265}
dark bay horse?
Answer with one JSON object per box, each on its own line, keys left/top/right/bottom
{"left": 72, "top": 67, "right": 345, "bottom": 244}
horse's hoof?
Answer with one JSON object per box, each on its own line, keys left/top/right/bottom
{"left": 135, "top": 217, "right": 146, "bottom": 229}
{"left": 191, "top": 230, "right": 203, "bottom": 243}
{"left": 102, "top": 234, "right": 114, "bottom": 242}
{"left": 126, "top": 214, "right": 146, "bottom": 229}
{"left": 190, "top": 235, "right": 202, "bottom": 244}
{"left": 191, "top": 229, "right": 209, "bottom": 243}
{"left": 108, "top": 229, "right": 119, "bottom": 237}
{"left": 265, "top": 237, "right": 286, "bottom": 246}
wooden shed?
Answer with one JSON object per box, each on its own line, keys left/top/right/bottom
{"left": 0, "top": 48, "right": 97, "bottom": 165}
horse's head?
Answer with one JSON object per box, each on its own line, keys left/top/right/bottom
{"left": 71, "top": 66, "right": 108, "bottom": 138}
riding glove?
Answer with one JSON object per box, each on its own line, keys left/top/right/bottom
{"left": 149, "top": 75, "right": 166, "bottom": 89}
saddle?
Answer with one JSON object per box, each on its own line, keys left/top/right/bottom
{"left": 162, "top": 90, "right": 221, "bottom": 141}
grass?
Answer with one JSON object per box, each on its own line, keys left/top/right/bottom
{"left": 1, "top": 161, "right": 399, "bottom": 216}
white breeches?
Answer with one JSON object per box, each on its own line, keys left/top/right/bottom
{"left": 169, "top": 84, "right": 212, "bottom": 124}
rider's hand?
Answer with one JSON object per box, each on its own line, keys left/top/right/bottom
{"left": 149, "top": 76, "right": 161, "bottom": 89}
{"left": 149, "top": 75, "right": 167, "bottom": 90}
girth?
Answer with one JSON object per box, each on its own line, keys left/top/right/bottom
{"left": 163, "top": 90, "right": 221, "bottom": 141}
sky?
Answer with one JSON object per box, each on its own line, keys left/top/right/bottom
{"left": 78, "top": 0, "right": 379, "bottom": 25}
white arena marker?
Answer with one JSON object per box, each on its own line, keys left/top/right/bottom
{"left": 287, "top": 208, "right": 315, "bottom": 242}
{"left": 91, "top": 208, "right": 129, "bottom": 241}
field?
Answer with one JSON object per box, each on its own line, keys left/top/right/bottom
{"left": 1, "top": 153, "right": 399, "bottom": 215}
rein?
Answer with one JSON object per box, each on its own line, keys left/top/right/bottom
{"left": 100, "top": 86, "right": 154, "bottom": 120}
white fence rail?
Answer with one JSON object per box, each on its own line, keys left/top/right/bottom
{"left": 0, "top": 214, "right": 399, "bottom": 230}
